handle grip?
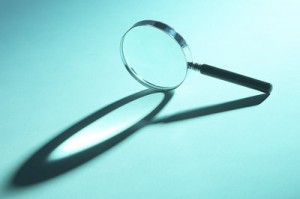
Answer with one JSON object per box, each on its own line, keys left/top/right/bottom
{"left": 188, "top": 63, "right": 272, "bottom": 94}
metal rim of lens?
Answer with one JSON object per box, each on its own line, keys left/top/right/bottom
{"left": 120, "top": 20, "right": 193, "bottom": 91}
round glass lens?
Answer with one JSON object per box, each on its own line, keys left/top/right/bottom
{"left": 121, "top": 26, "right": 188, "bottom": 90}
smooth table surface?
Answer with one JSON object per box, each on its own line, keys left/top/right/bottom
{"left": 1, "top": 0, "right": 300, "bottom": 198}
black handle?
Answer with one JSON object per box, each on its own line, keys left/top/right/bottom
{"left": 188, "top": 63, "right": 272, "bottom": 94}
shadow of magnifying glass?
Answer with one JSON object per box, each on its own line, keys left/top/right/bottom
{"left": 9, "top": 88, "right": 269, "bottom": 188}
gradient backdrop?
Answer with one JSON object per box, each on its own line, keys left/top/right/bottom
{"left": 1, "top": 0, "right": 300, "bottom": 198}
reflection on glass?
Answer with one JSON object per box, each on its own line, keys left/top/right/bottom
{"left": 122, "top": 26, "right": 187, "bottom": 89}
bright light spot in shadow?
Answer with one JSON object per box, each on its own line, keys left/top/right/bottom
{"left": 48, "top": 92, "right": 164, "bottom": 162}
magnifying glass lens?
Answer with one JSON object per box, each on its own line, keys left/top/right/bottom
{"left": 122, "top": 26, "right": 187, "bottom": 89}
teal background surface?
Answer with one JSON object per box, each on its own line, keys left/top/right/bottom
{"left": 1, "top": 0, "right": 300, "bottom": 198}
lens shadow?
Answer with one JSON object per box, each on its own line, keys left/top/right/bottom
{"left": 10, "top": 89, "right": 173, "bottom": 188}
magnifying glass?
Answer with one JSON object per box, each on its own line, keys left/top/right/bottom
{"left": 120, "top": 20, "right": 272, "bottom": 94}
